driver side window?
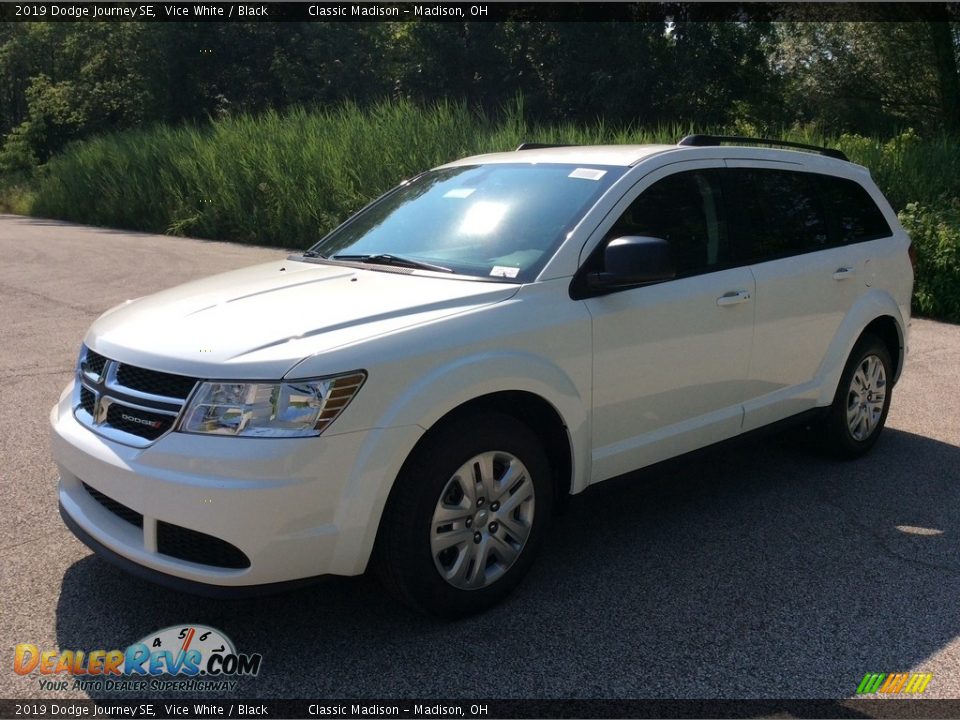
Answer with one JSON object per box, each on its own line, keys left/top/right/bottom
{"left": 607, "top": 169, "right": 728, "bottom": 277}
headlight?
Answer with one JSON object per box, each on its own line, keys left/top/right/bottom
{"left": 179, "top": 371, "right": 366, "bottom": 437}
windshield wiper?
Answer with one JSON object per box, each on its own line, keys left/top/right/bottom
{"left": 332, "top": 253, "right": 454, "bottom": 274}
{"left": 301, "top": 249, "right": 325, "bottom": 258}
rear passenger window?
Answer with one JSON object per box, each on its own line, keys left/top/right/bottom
{"left": 729, "top": 168, "right": 829, "bottom": 262}
{"left": 607, "top": 170, "right": 728, "bottom": 277}
{"left": 818, "top": 175, "right": 892, "bottom": 243}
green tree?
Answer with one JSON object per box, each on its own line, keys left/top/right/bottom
{"left": 774, "top": 18, "right": 960, "bottom": 135}
{"left": 1, "top": 23, "right": 153, "bottom": 165}
{"left": 662, "top": 21, "right": 784, "bottom": 129}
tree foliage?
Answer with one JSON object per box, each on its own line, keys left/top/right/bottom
{"left": 773, "top": 20, "right": 959, "bottom": 135}
{"left": 0, "top": 18, "right": 957, "bottom": 170}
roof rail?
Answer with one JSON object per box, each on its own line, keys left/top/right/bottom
{"left": 678, "top": 134, "right": 848, "bottom": 162}
{"left": 515, "top": 142, "right": 576, "bottom": 151}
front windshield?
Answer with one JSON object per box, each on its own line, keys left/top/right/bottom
{"left": 307, "top": 163, "right": 624, "bottom": 281}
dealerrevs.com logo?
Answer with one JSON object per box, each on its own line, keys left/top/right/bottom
{"left": 15, "top": 625, "right": 262, "bottom": 693}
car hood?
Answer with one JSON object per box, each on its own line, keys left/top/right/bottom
{"left": 86, "top": 259, "right": 519, "bottom": 379}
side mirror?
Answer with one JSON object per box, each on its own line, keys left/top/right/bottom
{"left": 587, "top": 236, "right": 676, "bottom": 290}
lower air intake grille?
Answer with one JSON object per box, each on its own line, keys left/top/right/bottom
{"left": 157, "top": 522, "right": 250, "bottom": 569}
{"left": 82, "top": 483, "right": 144, "bottom": 528}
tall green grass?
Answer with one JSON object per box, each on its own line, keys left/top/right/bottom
{"left": 0, "top": 174, "right": 35, "bottom": 215}
{"left": 17, "top": 101, "right": 960, "bottom": 321}
{"left": 34, "top": 101, "right": 504, "bottom": 247}
{"left": 26, "top": 100, "right": 957, "bottom": 249}
{"left": 28, "top": 100, "right": 705, "bottom": 247}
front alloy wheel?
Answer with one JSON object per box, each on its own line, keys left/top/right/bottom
{"left": 375, "top": 412, "right": 553, "bottom": 617}
{"left": 431, "top": 451, "right": 535, "bottom": 590}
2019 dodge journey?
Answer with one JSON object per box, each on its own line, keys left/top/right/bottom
{"left": 52, "top": 136, "right": 914, "bottom": 616}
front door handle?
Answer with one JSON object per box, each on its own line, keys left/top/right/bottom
{"left": 716, "top": 290, "right": 752, "bottom": 306}
{"left": 833, "top": 266, "right": 855, "bottom": 280}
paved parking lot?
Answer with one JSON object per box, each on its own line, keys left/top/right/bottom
{"left": 2, "top": 214, "right": 959, "bottom": 701}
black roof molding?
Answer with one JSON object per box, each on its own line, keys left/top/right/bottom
{"left": 678, "top": 134, "right": 848, "bottom": 162}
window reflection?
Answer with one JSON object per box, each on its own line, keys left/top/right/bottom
{"left": 310, "top": 164, "right": 623, "bottom": 281}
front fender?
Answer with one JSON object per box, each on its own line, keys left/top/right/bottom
{"left": 375, "top": 350, "right": 591, "bottom": 494}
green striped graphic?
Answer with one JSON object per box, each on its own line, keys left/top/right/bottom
{"left": 857, "top": 673, "right": 887, "bottom": 694}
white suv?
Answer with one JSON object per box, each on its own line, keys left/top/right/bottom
{"left": 52, "top": 136, "right": 914, "bottom": 617}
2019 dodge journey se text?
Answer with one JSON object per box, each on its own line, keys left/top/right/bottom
{"left": 52, "top": 136, "right": 914, "bottom": 617}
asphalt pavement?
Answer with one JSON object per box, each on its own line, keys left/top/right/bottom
{"left": 1, "top": 214, "right": 959, "bottom": 701}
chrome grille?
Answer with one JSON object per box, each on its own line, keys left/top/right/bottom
{"left": 74, "top": 345, "right": 198, "bottom": 447}
{"left": 79, "top": 386, "right": 96, "bottom": 415}
{"left": 82, "top": 349, "right": 107, "bottom": 379}
{"left": 115, "top": 364, "right": 197, "bottom": 399}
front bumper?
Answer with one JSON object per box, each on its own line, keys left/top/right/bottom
{"left": 51, "top": 382, "right": 422, "bottom": 591}
{"left": 58, "top": 502, "right": 327, "bottom": 597}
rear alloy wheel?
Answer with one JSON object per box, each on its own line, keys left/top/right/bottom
{"left": 845, "top": 354, "right": 887, "bottom": 442}
{"left": 375, "top": 412, "right": 553, "bottom": 618}
{"left": 822, "top": 333, "right": 893, "bottom": 458}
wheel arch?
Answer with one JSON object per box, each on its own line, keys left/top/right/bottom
{"left": 367, "top": 390, "right": 576, "bottom": 594}
{"left": 399, "top": 390, "right": 575, "bottom": 510}
{"left": 370, "top": 350, "right": 590, "bottom": 494}
{"left": 816, "top": 290, "right": 907, "bottom": 406}
{"left": 861, "top": 315, "right": 904, "bottom": 383}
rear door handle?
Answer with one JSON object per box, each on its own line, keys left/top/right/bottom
{"left": 833, "top": 266, "right": 855, "bottom": 280}
{"left": 716, "top": 290, "right": 752, "bottom": 306}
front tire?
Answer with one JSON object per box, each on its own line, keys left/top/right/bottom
{"left": 822, "top": 333, "right": 893, "bottom": 458}
{"left": 374, "top": 412, "right": 553, "bottom": 618}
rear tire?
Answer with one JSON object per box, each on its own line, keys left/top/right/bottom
{"left": 821, "top": 333, "right": 893, "bottom": 459}
{"left": 374, "top": 412, "right": 553, "bottom": 618}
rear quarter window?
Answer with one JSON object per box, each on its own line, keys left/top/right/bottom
{"left": 816, "top": 175, "right": 892, "bottom": 244}
{"left": 726, "top": 168, "right": 893, "bottom": 264}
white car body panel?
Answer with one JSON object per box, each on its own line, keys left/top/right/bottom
{"left": 587, "top": 265, "right": 756, "bottom": 481}
{"left": 87, "top": 260, "right": 519, "bottom": 379}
